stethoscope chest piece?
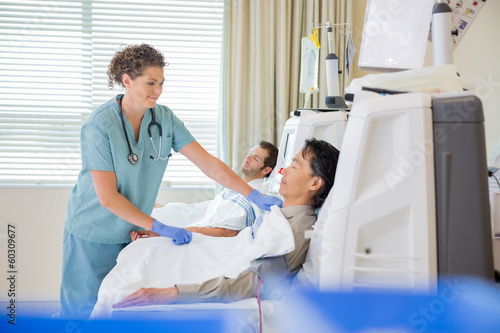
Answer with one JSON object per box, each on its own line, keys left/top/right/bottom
{"left": 128, "top": 153, "right": 139, "bottom": 165}
{"left": 117, "top": 94, "right": 169, "bottom": 165}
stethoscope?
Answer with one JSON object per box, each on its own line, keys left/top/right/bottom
{"left": 117, "top": 95, "right": 172, "bottom": 165}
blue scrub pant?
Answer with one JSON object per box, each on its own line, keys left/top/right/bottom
{"left": 59, "top": 228, "right": 129, "bottom": 319}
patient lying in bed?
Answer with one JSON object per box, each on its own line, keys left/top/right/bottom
{"left": 90, "top": 139, "right": 339, "bottom": 317}
{"left": 152, "top": 141, "right": 278, "bottom": 237}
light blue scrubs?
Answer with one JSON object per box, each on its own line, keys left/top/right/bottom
{"left": 60, "top": 96, "right": 195, "bottom": 318}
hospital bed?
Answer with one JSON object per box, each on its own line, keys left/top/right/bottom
{"left": 103, "top": 107, "right": 349, "bottom": 331}
{"left": 105, "top": 91, "right": 494, "bottom": 329}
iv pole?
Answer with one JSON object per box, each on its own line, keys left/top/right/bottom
{"left": 318, "top": 22, "right": 350, "bottom": 109}
{"left": 431, "top": 0, "right": 458, "bottom": 66}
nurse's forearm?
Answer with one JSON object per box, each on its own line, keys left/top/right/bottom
{"left": 101, "top": 193, "right": 154, "bottom": 230}
{"left": 206, "top": 158, "right": 253, "bottom": 196}
{"left": 91, "top": 169, "right": 154, "bottom": 230}
{"left": 179, "top": 141, "right": 253, "bottom": 196}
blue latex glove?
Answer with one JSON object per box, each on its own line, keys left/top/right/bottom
{"left": 247, "top": 189, "right": 283, "bottom": 211}
{"left": 151, "top": 219, "right": 192, "bottom": 245}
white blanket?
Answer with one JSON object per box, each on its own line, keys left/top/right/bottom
{"left": 152, "top": 190, "right": 258, "bottom": 230}
{"left": 91, "top": 206, "right": 293, "bottom": 319}
{"left": 152, "top": 178, "right": 265, "bottom": 230}
{"left": 249, "top": 206, "right": 295, "bottom": 260}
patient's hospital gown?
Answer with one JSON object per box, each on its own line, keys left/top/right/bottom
{"left": 152, "top": 178, "right": 264, "bottom": 230}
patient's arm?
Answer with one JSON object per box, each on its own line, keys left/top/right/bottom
{"left": 112, "top": 287, "right": 179, "bottom": 308}
{"left": 113, "top": 270, "right": 259, "bottom": 308}
{"left": 130, "top": 230, "right": 160, "bottom": 241}
{"left": 184, "top": 226, "right": 238, "bottom": 237}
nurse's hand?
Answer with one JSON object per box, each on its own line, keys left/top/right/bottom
{"left": 247, "top": 189, "right": 283, "bottom": 211}
{"left": 151, "top": 219, "right": 193, "bottom": 245}
{"left": 130, "top": 230, "right": 159, "bottom": 242}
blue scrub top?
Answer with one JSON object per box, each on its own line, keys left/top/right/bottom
{"left": 65, "top": 96, "right": 195, "bottom": 244}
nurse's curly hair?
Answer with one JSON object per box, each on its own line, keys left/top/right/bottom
{"left": 107, "top": 44, "right": 167, "bottom": 89}
{"left": 302, "top": 138, "right": 340, "bottom": 209}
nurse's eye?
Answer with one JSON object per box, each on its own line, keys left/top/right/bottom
{"left": 147, "top": 82, "right": 155, "bottom": 86}
{"left": 159, "top": 82, "right": 164, "bottom": 87}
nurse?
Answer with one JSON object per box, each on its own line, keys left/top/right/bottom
{"left": 59, "top": 44, "right": 282, "bottom": 319}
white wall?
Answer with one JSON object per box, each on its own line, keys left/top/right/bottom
{"left": 0, "top": 187, "right": 214, "bottom": 302}
{"left": 451, "top": 0, "right": 500, "bottom": 160}
{"left": 352, "top": 0, "right": 500, "bottom": 159}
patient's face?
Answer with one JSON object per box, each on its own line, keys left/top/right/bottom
{"left": 241, "top": 146, "right": 268, "bottom": 178}
{"left": 279, "top": 150, "right": 316, "bottom": 204}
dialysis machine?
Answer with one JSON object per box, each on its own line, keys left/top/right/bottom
{"left": 287, "top": 0, "right": 493, "bottom": 293}
{"left": 297, "top": 91, "right": 494, "bottom": 293}
{"left": 271, "top": 91, "right": 494, "bottom": 293}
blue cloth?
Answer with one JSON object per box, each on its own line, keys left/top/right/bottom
{"left": 220, "top": 188, "right": 256, "bottom": 227}
{"left": 251, "top": 214, "right": 265, "bottom": 239}
{"left": 64, "top": 96, "right": 195, "bottom": 244}
{"left": 278, "top": 277, "right": 500, "bottom": 333}
{"left": 59, "top": 229, "right": 129, "bottom": 319}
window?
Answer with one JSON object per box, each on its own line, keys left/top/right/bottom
{"left": 0, "top": 0, "right": 224, "bottom": 187}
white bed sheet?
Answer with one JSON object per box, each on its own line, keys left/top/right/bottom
{"left": 91, "top": 230, "right": 253, "bottom": 318}
{"left": 109, "top": 297, "right": 279, "bottom": 332}
{"left": 91, "top": 206, "right": 293, "bottom": 319}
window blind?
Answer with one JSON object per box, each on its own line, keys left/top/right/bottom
{"left": 0, "top": 0, "right": 224, "bottom": 187}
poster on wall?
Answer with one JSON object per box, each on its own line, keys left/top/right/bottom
{"left": 432, "top": 0, "right": 487, "bottom": 48}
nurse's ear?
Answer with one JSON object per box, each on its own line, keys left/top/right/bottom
{"left": 122, "top": 73, "right": 132, "bottom": 88}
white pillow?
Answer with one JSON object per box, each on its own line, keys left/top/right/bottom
{"left": 293, "top": 197, "right": 332, "bottom": 289}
